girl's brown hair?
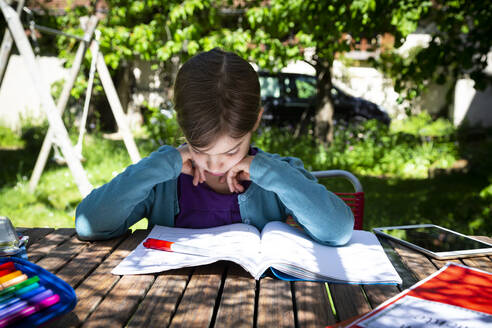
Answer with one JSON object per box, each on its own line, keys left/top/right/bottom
{"left": 173, "top": 48, "right": 261, "bottom": 148}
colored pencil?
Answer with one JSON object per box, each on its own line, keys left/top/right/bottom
{"left": 0, "top": 294, "right": 60, "bottom": 328}
{"left": 0, "top": 276, "right": 39, "bottom": 300}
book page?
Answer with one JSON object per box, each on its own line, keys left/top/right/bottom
{"left": 112, "top": 223, "right": 262, "bottom": 276}
{"left": 260, "top": 221, "right": 402, "bottom": 284}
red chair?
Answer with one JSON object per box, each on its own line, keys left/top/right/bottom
{"left": 312, "top": 170, "right": 364, "bottom": 230}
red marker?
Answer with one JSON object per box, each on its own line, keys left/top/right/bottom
{"left": 143, "top": 238, "right": 215, "bottom": 257}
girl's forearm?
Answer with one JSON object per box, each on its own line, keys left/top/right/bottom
{"left": 250, "top": 153, "right": 354, "bottom": 246}
{"left": 75, "top": 145, "right": 182, "bottom": 240}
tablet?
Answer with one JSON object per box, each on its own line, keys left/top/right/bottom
{"left": 373, "top": 224, "right": 492, "bottom": 259}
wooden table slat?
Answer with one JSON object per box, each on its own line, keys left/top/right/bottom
{"left": 387, "top": 240, "right": 438, "bottom": 281}
{"left": 214, "top": 263, "right": 256, "bottom": 328}
{"left": 27, "top": 228, "right": 76, "bottom": 263}
{"left": 35, "top": 235, "right": 89, "bottom": 274}
{"left": 52, "top": 231, "right": 149, "bottom": 328}
{"left": 377, "top": 236, "right": 419, "bottom": 289}
{"left": 169, "top": 262, "right": 226, "bottom": 328}
{"left": 329, "top": 284, "right": 372, "bottom": 322}
{"left": 18, "top": 227, "right": 54, "bottom": 249}
{"left": 56, "top": 234, "right": 129, "bottom": 289}
{"left": 362, "top": 284, "right": 400, "bottom": 309}
{"left": 461, "top": 256, "right": 492, "bottom": 272}
{"left": 126, "top": 268, "right": 192, "bottom": 328}
{"left": 293, "top": 281, "right": 337, "bottom": 327}
{"left": 82, "top": 274, "right": 155, "bottom": 328}
{"left": 257, "top": 277, "right": 295, "bottom": 328}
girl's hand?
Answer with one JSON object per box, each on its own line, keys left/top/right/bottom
{"left": 220, "top": 155, "right": 254, "bottom": 193}
{"left": 178, "top": 145, "right": 206, "bottom": 186}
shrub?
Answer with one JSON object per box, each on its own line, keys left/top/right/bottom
{"left": 143, "top": 104, "right": 184, "bottom": 148}
{"left": 253, "top": 118, "right": 458, "bottom": 179}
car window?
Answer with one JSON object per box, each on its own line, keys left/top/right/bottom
{"left": 295, "top": 76, "right": 316, "bottom": 99}
{"left": 259, "top": 76, "right": 281, "bottom": 98}
{"left": 283, "top": 77, "right": 295, "bottom": 97}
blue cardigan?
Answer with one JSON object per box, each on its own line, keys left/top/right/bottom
{"left": 75, "top": 145, "right": 354, "bottom": 246}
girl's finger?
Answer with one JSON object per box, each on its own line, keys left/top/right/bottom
{"left": 197, "top": 166, "right": 204, "bottom": 183}
{"left": 226, "top": 170, "right": 236, "bottom": 193}
{"left": 192, "top": 166, "right": 200, "bottom": 186}
{"left": 234, "top": 180, "right": 243, "bottom": 193}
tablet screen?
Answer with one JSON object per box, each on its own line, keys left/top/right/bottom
{"left": 379, "top": 226, "right": 491, "bottom": 253}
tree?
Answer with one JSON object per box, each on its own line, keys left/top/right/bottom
{"left": 52, "top": 0, "right": 427, "bottom": 141}
{"left": 243, "top": 0, "right": 429, "bottom": 143}
{"left": 377, "top": 1, "right": 492, "bottom": 114}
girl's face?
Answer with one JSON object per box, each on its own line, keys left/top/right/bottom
{"left": 188, "top": 133, "right": 252, "bottom": 177}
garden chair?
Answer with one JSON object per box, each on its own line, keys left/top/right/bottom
{"left": 313, "top": 169, "right": 364, "bottom": 230}
{"left": 287, "top": 169, "right": 364, "bottom": 230}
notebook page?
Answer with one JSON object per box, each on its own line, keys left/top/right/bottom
{"left": 260, "top": 222, "right": 402, "bottom": 284}
{"left": 112, "top": 223, "right": 262, "bottom": 275}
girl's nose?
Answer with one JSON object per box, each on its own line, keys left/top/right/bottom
{"left": 207, "top": 156, "right": 223, "bottom": 172}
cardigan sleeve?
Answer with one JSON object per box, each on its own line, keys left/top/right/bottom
{"left": 75, "top": 145, "right": 182, "bottom": 240}
{"left": 250, "top": 152, "right": 354, "bottom": 246}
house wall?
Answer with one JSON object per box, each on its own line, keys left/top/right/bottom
{"left": 0, "top": 55, "right": 68, "bottom": 130}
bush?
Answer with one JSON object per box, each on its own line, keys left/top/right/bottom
{"left": 143, "top": 104, "right": 184, "bottom": 148}
{"left": 253, "top": 117, "right": 458, "bottom": 179}
{"left": 0, "top": 126, "right": 24, "bottom": 149}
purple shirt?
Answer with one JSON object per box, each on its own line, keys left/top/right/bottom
{"left": 175, "top": 148, "right": 257, "bottom": 228}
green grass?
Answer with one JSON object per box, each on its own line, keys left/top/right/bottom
{"left": 0, "top": 130, "right": 151, "bottom": 230}
{"left": 0, "top": 122, "right": 490, "bottom": 236}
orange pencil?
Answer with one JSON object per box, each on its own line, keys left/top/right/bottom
{"left": 0, "top": 273, "right": 28, "bottom": 289}
{"left": 0, "top": 271, "right": 22, "bottom": 286}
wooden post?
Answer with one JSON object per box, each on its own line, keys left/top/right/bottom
{"left": 94, "top": 42, "right": 141, "bottom": 164}
{"left": 29, "top": 16, "right": 98, "bottom": 193}
{"left": 0, "top": 0, "right": 24, "bottom": 85}
{"left": 0, "top": 0, "right": 93, "bottom": 196}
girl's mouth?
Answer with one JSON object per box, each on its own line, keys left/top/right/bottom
{"left": 206, "top": 170, "right": 225, "bottom": 177}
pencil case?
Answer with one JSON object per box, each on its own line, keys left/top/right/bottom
{"left": 0, "top": 257, "right": 77, "bottom": 327}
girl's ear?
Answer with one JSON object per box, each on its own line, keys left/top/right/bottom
{"left": 253, "top": 107, "right": 264, "bottom": 131}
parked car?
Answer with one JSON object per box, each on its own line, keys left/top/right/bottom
{"left": 258, "top": 71, "right": 391, "bottom": 127}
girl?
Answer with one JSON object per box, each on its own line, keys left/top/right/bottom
{"left": 75, "top": 48, "right": 354, "bottom": 246}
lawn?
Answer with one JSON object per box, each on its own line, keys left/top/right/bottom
{"left": 0, "top": 121, "right": 490, "bottom": 236}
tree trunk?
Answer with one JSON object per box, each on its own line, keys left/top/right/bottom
{"left": 314, "top": 63, "right": 334, "bottom": 144}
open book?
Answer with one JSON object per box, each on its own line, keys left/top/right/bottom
{"left": 112, "top": 221, "right": 402, "bottom": 284}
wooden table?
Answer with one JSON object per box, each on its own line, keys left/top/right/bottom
{"left": 16, "top": 228, "right": 492, "bottom": 328}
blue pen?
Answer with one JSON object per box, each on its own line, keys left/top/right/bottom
{"left": 0, "top": 282, "right": 40, "bottom": 306}
{"left": 0, "top": 288, "right": 53, "bottom": 320}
